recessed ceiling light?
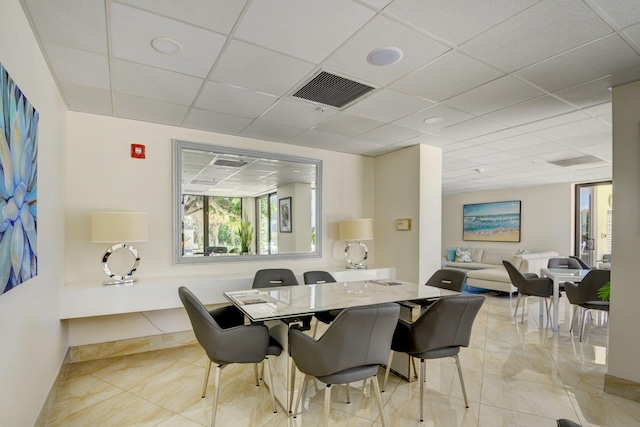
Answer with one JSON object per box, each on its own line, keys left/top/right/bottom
{"left": 423, "top": 117, "right": 444, "bottom": 125}
{"left": 151, "top": 38, "right": 183, "bottom": 55}
{"left": 367, "top": 47, "right": 404, "bottom": 66}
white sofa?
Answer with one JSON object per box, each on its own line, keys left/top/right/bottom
{"left": 444, "top": 248, "right": 559, "bottom": 294}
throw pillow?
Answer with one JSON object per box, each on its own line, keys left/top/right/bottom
{"left": 515, "top": 249, "right": 531, "bottom": 255}
{"left": 455, "top": 247, "right": 473, "bottom": 263}
{"left": 446, "top": 248, "right": 457, "bottom": 261}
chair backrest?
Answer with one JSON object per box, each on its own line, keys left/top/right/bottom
{"left": 425, "top": 269, "right": 466, "bottom": 292}
{"left": 409, "top": 295, "right": 485, "bottom": 354}
{"left": 569, "top": 255, "right": 592, "bottom": 269}
{"left": 503, "top": 260, "right": 527, "bottom": 289}
{"left": 178, "top": 286, "right": 268, "bottom": 364}
{"left": 548, "top": 257, "right": 582, "bottom": 269}
{"left": 290, "top": 303, "right": 400, "bottom": 378}
{"left": 252, "top": 268, "right": 299, "bottom": 288}
{"left": 564, "top": 269, "right": 610, "bottom": 304}
{"left": 303, "top": 271, "right": 336, "bottom": 284}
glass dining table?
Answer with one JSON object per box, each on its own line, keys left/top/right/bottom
{"left": 223, "top": 279, "right": 460, "bottom": 413}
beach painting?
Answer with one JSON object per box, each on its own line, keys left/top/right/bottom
{"left": 463, "top": 201, "right": 521, "bottom": 242}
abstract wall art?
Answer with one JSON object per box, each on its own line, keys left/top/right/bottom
{"left": 1, "top": 62, "right": 38, "bottom": 294}
{"left": 463, "top": 200, "right": 521, "bottom": 242}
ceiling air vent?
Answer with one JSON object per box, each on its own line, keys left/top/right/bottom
{"left": 213, "top": 159, "right": 247, "bottom": 168}
{"left": 548, "top": 155, "right": 606, "bottom": 167}
{"left": 292, "top": 71, "right": 375, "bottom": 109}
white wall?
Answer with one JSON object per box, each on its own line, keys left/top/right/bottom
{"left": 0, "top": 1, "right": 68, "bottom": 425}
{"left": 609, "top": 80, "right": 640, "bottom": 384}
{"left": 442, "top": 183, "right": 574, "bottom": 255}
{"left": 65, "top": 113, "right": 375, "bottom": 284}
{"left": 374, "top": 145, "right": 442, "bottom": 284}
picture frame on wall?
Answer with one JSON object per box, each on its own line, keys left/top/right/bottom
{"left": 279, "top": 197, "right": 292, "bottom": 233}
{"left": 463, "top": 200, "right": 521, "bottom": 242}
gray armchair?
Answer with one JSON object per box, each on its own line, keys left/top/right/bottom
{"left": 178, "top": 286, "right": 282, "bottom": 427}
{"left": 564, "top": 269, "right": 610, "bottom": 341}
{"left": 303, "top": 270, "right": 342, "bottom": 337}
{"left": 503, "top": 260, "right": 554, "bottom": 325}
{"left": 252, "top": 268, "right": 312, "bottom": 330}
{"left": 289, "top": 303, "right": 400, "bottom": 426}
{"left": 383, "top": 295, "right": 484, "bottom": 422}
{"left": 548, "top": 257, "right": 583, "bottom": 269}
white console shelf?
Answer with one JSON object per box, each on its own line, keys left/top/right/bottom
{"left": 60, "top": 266, "right": 396, "bottom": 320}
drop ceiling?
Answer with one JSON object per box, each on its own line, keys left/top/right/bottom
{"left": 21, "top": 0, "right": 640, "bottom": 194}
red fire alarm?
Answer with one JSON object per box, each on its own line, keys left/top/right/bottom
{"left": 131, "top": 144, "right": 145, "bottom": 159}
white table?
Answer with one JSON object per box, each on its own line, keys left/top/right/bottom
{"left": 224, "top": 280, "right": 459, "bottom": 412}
{"left": 540, "top": 268, "right": 591, "bottom": 330}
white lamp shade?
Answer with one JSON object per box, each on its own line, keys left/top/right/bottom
{"left": 339, "top": 219, "right": 374, "bottom": 241}
{"left": 91, "top": 212, "right": 149, "bottom": 243}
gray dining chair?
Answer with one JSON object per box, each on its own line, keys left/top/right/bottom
{"left": 570, "top": 255, "right": 592, "bottom": 269}
{"left": 252, "top": 268, "right": 312, "bottom": 330}
{"left": 548, "top": 257, "right": 583, "bottom": 269}
{"left": 289, "top": 303, "right": 400, "bottom": 427}
{"left": 425, "top": 268, "right": 467, "bottom": 291}
{"left": 503, "top": 260, "right": 554, "bottom": 325}
{"left": 178, "top": 286, "right": 282, "bottom": 427}
{"left": 382, "top": 295, "right": 484, "bottom": 422}
{"left": 303, "top": 271, "right": 342, "bottom": 337}
{"left": 564, "top": 269, "right": 610, "bottom": 342}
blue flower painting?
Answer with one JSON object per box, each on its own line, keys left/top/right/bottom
{"left": 0, "top": 62, "right": 38, "bottom": 294}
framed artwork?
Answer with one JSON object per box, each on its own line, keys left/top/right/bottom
{"left": 1, "top": 62, "right": 39, "bottom": 294}
{"left": 463, "top": 201, "right": 521, "bottom": 242}
{"left": 279, "top": 197, "right": 292, "bottom": 233}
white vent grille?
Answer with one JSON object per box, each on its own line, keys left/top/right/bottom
{"left": 549, "top": 155, "right": 606, "bottom": 167}
{"left": 292, "top": 71, "right": 375, "bottom": 108}
{"left": 213, "top": 159, "right": 247, "bottom": 168}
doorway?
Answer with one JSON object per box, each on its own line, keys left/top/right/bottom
{"left": 575, "top": 181, "right": 612, "bottom": 268}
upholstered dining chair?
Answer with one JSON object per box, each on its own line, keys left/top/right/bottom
{"left": 569, "top": 255, "right": 592, "bottom": 269}
{"left": 382, "top": 295, "right": 484, "bottom": 422}
{"left": 303, "top": 271, "right": 342, "bottom": 337}
{"left": 548, "top": 257, "right": 583, "bottom": 269}
{"left": 425, "top": 268, "right": 467, "bottom": 292}
{"left": 178, "top": 286, "right": 282, "bottom": 427}
{"left": 564, "top": 269, "right": 610, "bottom": 342}
{"left": 289, "top": 303, "right": 400, "bottom": 427}
{"left": 252, "top": 268, "right": 312, "bottom": 330}
{"left": 503, "top": 260, "right": 554, "bottom": 325}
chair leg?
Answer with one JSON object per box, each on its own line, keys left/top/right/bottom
{"left": 579, "top": 309, "right": 590, "bottom": 342}
{"left": 514, "top": 293, "right": 522, "bottom": 319}
{"left": 371, "top": 375, "right": 386, "bottom": 427}
{"left": 411, "top": 356, "right": 419, "bottom": 380}
{"left": 253, "top": 363, "right": 259, "bottom": 387}
{"left": 211, "top": 364, "right": 223, "bottom": 427}
{"left": 382, "top": 351, "right": 394, "bottom": 392}
{"left": 293, "top": 373, "right": 308, "bottom": 418}
{"left": 453, "top": 354, "right": 469, "bottom": 408}
{"left": 323, "top": 384, "right": 332, "bottom": 427}
{"left": 345, "top": 383, "right": 351, "bottom": 404}
{"left": 544, "top": 298, "right": 551, "bottom": 328}
{"left": 264, "top": 357, "right": 278, "bottom": 414}
{"left": 419, "top": 359, "right": 426, "bottom": 422}
{"left": 569, "top": 305, "right": 577, "bottom": 333}
{"left": 312, "top": 318, "right": 320, "bottom": 338}
{"left": 289, "top": 359, "right": 296, "bottom": 414}
{"left": 202, "top": 360, "right": 212, "bottom": 398}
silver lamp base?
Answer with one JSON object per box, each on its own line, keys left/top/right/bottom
{"left": 344, "top": 241, "right": 368, "bottom": 269}
{"left": 101, "top": 242, "right": 141, "bottom": 286}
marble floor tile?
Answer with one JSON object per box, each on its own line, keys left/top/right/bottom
{"left": 46, "top": 294, "right": 640, "bottom": 426}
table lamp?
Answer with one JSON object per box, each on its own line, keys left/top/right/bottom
{"left": 91, "top": 212, "right": 149, "bottom": 285}
{"left": 339, "top": 218, "right": 373, "bottom": 269}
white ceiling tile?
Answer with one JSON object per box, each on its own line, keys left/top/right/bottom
{"left": 113, "top": 60, "right": 203, "bottom": 105}
{"left": 403, "top": 134, "right": 459, "bottom": 147}
{"left": 234, "top": 0, "right": 375, "bottom": 63}
{"left": 357, "top": 124, "right": 422, "bottom": 145}
{"left": 506, "top": 141, "right": 574, "bottom": 157}
{"left": 118, "top": 0, "right": 248, "bottom": 34}
{"left": 555, "top": 131, "right": 611, "bottom": 148}
{"left": 24, "top": 0, "right": 107, "bottom": 54}
{"left": 195, "top": 82, "right": 277, "bottom": 118}
{"left": 516, "top": 34, "right": 640, "bottom": 92}
{"left": 590, "top": 0, "right": 640, "bottom": 29}
{"left": 239, "top": 120, "right": 305, "bottom": 143}
{"left": 436, "top": 118, "right": 508, "bottom": 140}
{"left": 483, "top": 96, "right": 576, "bottom": 127}
{"left": 390, "top": 51, "right": 504, "bottom": 102}
{"left": 553, "top": 77, "right": 613, "bottom": 108}
{"left": 533, "top": 149, "right": 588, "bottom": 162}
{"left": 182, "top": 108, "right": 253, "bottom": 134}
{"left": 472, "top": 152, "right": 521, "bottom": 164}
{"left": 362, "top": 0, "right": 393, "bottom": 9}
{"left": 583, "top": 103, "right": 612, "bottom": 117}
{"left": 441, "top": 141, "right": 472, "bottom": 153}
{"left": 532, "top": 118, "right": 611, "bottom": 141}
{"left": 322, "top": 16, "right": 450, "bottom": 86}
{"left": 461, "top": 0, "right": 613, "bottom": 72}
{"left": 260, "top": 98, "right": 337, "bottom": 128}
{"left": 481, "top": 134, "right": 550, "bottom": 151}
{"left": 289, "top": 130, "right": 347, "bottom": 149}
{"left": 312, "top": 113, "right": 384, "bottom": 137}
{"left": 623, "top": 22, "right": 640, "bottom": 45}
{"left": 344, "top": 89, "right": 434, "bottom": 122}
{"left": 393, "top": 104, "right": 474, "bottom": 132}
{"left": 444, "top": 76, "right": 545, "bottom": 115}
{"left": 114, "top": 94, "right": 189, "bottom": 126}
{"left": 462, "top": 128, "right": 525, "bottom": 146}
{"left": 446, "top": 145, "right": 499, "bottom": 160}
{"left": 366, "top": 145, "right": 404, "bottom": 157}
{"left": 44, "top": 44, "right": 110, "bottom": 89}
{"left": 517, "top": 111, "right": 592, "bottom": 132}
{"left": 111, "top": 3, "right": 226, "bottom": 78}
{"left": 210, "top": 40, "right": 315, "bottom": 97}
{"left": 60, "top": 83, "right": 113, "bottom": 115}
{"left": 331, "top": 139, "right": 386, "bottom": 156}
{"left": 385, "top": 0, "right": 539, "bottom": 46}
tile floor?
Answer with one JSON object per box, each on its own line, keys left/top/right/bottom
{"left": 47, "top": 294, "right": 640, "bottom": 426}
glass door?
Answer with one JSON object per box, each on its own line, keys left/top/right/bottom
{"left": 575, "top": 181, "right": 612, "bottom": 268}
